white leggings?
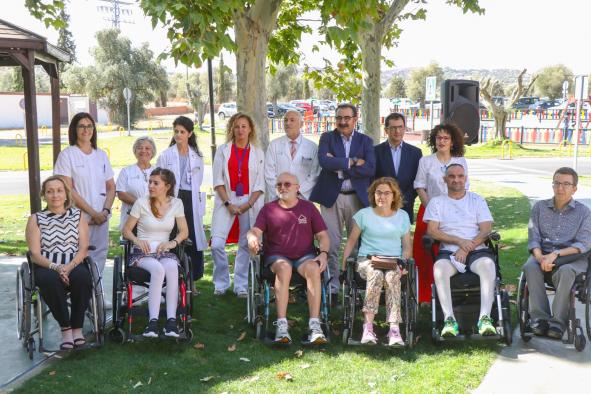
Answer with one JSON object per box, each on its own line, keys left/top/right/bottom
{"left": 137, "top": 256, "right": 178, "bottom": 320}
{"left": 433, "top": 256, "right": 496, "bottom": 320}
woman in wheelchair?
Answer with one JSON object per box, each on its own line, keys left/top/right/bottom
{"left": 25, "top": 176, "right": 91, "bottom": 350}
{"left": 122, "top": 168, "right": 188, "bottom": 338}
{"left": 341, "top": 177, "right": 411, "bottom": 346}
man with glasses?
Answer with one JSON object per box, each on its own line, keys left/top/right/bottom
{"left": 374, "top": 113, "right": 422, "bottom": 222}
{"left": 248, "top": 172, "right": 330, "bottom": 344}
{"left": 310, "top": 103, "right": 376, "bottom": 304}
{"left": 522, "top": 167, "right": 591, "bottom": 339}
{"left": 265, "top": 110, "right": 319, "bottom": 201}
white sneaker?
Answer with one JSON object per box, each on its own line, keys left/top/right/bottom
{"left": 308, "top": 320, "right": 327, "bottom": 344}
{"left": 361, "top": 323, "right": 378, "bottom": 345}
{"left": 274, "top": 320, "right": 292, "bottom": 344}
{"left": 387, "top": 326, "right": 404, "bottom": 346}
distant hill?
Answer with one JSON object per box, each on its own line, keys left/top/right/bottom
{"left": 381, "top": 67, "right": 532, "bottom": 88}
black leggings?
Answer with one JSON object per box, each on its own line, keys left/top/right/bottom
{"left": 178, "top": 189, "right": 204, "bottom": 281}
{"left": 34, "top": 264, "right": 92, "bottom": 328}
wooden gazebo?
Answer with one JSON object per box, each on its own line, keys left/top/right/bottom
{"left": 0, "top": 19, "right": 70, "bottom": 213}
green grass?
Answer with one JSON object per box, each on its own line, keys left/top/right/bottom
{"left": 11, "top": 182, "right": 530, "bottom": 393}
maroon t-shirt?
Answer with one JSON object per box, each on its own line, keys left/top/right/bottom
{"left": 254, "top": 199, "right": 327, "bottom": 260}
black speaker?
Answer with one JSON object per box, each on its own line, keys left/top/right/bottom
{"left": 441, "top": 80, "right": 480, "bottom": 144}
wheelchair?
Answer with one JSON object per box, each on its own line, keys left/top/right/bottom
{"left": 109, "top": 235, "right": 194, "bottom": 344}
{"left": 517, "top": 252, "right": 591, "bottom": 351}
{"left": 246, "top": 252, "right": 332, "bottom": 345}
{"left": 424, "top": 232, "right": 512, "bottom": 345}
{"left": 15, "top": 251, "right": 105, "bottom": 359}
{"left": 341, "top": 256, "right": 418, "bottom": 347}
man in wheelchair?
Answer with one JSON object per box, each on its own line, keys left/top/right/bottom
{"left": 522, "top": 167, "right": 591, "bottom": 339}
{"left": 247, "top": 172, "right": 330, "bottom": 345}
{"left": 424, "top": 163, "right": 497, "bottom": 337}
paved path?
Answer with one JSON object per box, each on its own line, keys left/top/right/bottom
{"left": 471, "top": 162, "right": 591, "bottom": 394}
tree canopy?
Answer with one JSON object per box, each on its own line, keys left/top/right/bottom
{"left": 534, "top": 64, "right": 573, "bottom": 99}
{"left": 407, "top": 62, "right": 445, "bottom": 105}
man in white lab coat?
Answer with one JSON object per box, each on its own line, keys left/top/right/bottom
{"left": 264, "top": 110, "right": 320, "bottom": 201}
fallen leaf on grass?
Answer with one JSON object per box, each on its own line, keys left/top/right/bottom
{"left": 368, "top": 381, "right": 376, "bottom": 388}
{"left": 237, "top": 331, "right": 247, "bottom": 341}
{"left": 48, "top": 371, "right": 56, "bottom": 376}
{"left": 133, "top": 381, "right": 143, "bottom": 389}
{"left": 247, "top": 376, "right": 260, "bottom": 382}
{"left": 300, "top": 364, "right": 310, "bottom": 369}
{"left": 505, "top": 284, "right": 517, "bottom": 293}
{"left": 239, "top": 357, "right": 250, "bottom": 362}
{"left": 148, "top": 377, "right": 152, "bottom": 385}
{"left": 294, "top": 349, "right": 304, "bottom": 358}
{"left": 200, "top": 376, "right": 215, "bottom": 382}
{"left": 193, "top": 342, "right": 205, "bottom": 350}
{"left": 227, "top": 343, "right": 236, "bottom": 352}
{"left": 277, "top": 371, "right": 294, "bottom": 381}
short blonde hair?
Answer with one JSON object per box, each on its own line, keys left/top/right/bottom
{"left": 132, "top": 136, "right": 157, "bottom": 159}
{"left": 225, "top": 112, "right": 258, "bottom": 146}
{"left": 367, "top": 177, "right": 404, "bottom": 211}
{"left": 41, "top": 175, "right": 73, "bottom": 209}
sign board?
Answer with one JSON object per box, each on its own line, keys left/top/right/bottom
{"left": 574, "top": 76, "right": 588, "bottom": 100}
{"left": 562, "top": 80, "right": 569, "bottom": 99}
{"left": 425, "top": 76, "right": 437, "bottom": 101}
{"left": 123, "top": 87, "right": 132, "bottom": 103}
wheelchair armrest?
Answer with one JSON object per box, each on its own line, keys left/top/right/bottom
{"left": 183, "top": 238, "right": 193, "bottom": 247}
{"left": 119, "top": 237, "right": 129, "bottom": 246}
{"left": 554, "top": 251, "right": 591, "bottom": 268}
{"left": 422, "top": 235, "right": 435, "bottom": 250}
{"left": 488, "top": 231, "right": 501, "bottom": 242}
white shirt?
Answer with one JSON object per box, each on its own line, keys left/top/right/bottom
{"left": 116, "top": 164, "right": 154, "bottom": 230}
{"left": 339, "top": 132, "right": 354, "bottom": 191}
{"left": 130, "top": 197, "right": 185, "bottom": 244}
{"left": 264, "top": 134, "right": 319, "bottom": 201}
{"left": 53, "top": 146, "right": 114, "bottom": 216}
{"left": 414, "top": 154, "right": 469, "bottom": 199}
{"left": 423, "top": 191, "right": 493, "bottom": 252}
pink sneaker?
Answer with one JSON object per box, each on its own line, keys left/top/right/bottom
{"left": 361, "top": 323, "right": 378, "bottom": 345}
{"left": 387, "top": 326, "right": 404, "bottom": 346}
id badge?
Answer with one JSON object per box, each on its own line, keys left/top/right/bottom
{"left": 236, "top": 182, "right": 244, "bottom": 197}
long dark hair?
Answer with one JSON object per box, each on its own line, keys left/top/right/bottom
{"left": 169, "top": 116, "right": 202, "bottom": 156}
{"left": 428, "top": 123, "right": 465, "bottom": 157}
{"left": 68, "top": 112, "right": 97, "bottom": 149}
{"left": 149, "top": 167, "right": 176, "bottom": 218}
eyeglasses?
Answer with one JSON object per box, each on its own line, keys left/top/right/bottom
{"left": 375, "top": 191, "right": 393, "bottom": 197}
{"left": 386, "top": 126, "right": 405, "bottom": 132}
{"left": 276, "top": 182, "right": 296, "bottom": 189}
{"left": 436, "top": 136, "right": 451, "bottom": 141}
{"left": 552, "top": 181, "right": 575, "bottom": 188}
{"left": 77, "top": 124, "right": 93, "bottom": 131}
{"left": 336, "top": 116, "right": 354, "bottom": 122}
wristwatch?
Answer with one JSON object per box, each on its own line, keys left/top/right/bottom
{"left": 554, "top": 250, "right": 561, "bottom": 258}
{"left": 102, "top": 207, "right": 111, "bottom": 215}
{"left": 319, "top": 250, "right": 329, "bottom": 257}
{"left": 350, "top": 157, "right": 358, "bottom": 166}
{"left": 224, "top": 200, "right": 230, "bottom": 207}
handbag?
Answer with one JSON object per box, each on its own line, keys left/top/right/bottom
{"left": 370, "top": 255, "right": 399, "bottom": 270}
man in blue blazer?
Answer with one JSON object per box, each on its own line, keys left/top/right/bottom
{"left": 310, "top": 103, "right": 375, "bottom": 300}
{"left": 374, "top": 112, "right": 422, "bottom": 223}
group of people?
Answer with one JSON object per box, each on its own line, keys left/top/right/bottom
{"left": 24, "top": 103, "right": 590, "bottom": 349}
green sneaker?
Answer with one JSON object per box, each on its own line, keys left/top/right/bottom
{"left": 441, "top": 316, "right": 459, "bottom": 337}
{"left": 478, "top": 315, "right": 496, "bottom": 336}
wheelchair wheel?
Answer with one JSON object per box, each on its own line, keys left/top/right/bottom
{"left": 109, "top": 327, "right": 126, "bottom": 344}
{"left": 88, "top": 259, "right": 105, "bottom": 345}
{"left": 16, "top": 263, "right": 31, "bottom": 342}
{"left": 112, "top": 256, "right": 123, "bottom": 326}
{"left": 585, "top": 281, "right": 591, "bottom": 341}
{"left": 176, "top": 328, "right": 193, "bottom": 344}
{"left": 575, "top": 325, "right": 586, "bottom": 352}
{"left": 517, "top": 273, "right": 532, "bottom": 342}
{"left": 27, "top": 337, "right": 35, "bottom": 360}
{"left": 247, "top": 258, "right": 258, "bottom": 325}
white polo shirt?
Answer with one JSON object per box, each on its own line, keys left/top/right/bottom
{"left": 414, "top": 154, "right": 469, "bottom": 199}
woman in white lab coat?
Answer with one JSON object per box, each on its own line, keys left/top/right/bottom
{"left": 156, "top": 116, "right": 207, "bottom": 282}
{"left": 211, "top": 113, "right": 265, "bottom": 297}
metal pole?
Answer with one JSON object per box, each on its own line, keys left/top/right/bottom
{"left": 573, "top": 99, "right": 581, "bottom": 171}
{"left": 429, "top": 101, "right": 434, "bottom": 130}
{"left": 126, "top": 101, "right": 131, "bottom": 136}
{"left": 207, "top": 58, "right": 216, "bottom": 159}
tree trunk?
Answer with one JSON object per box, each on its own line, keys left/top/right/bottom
{"left": 492, "top": 109, "right": 508, "bottom": 140}
{"left": 359, "top": 26, "right": 382, "bottom": 143}
{"left": 233, "top": 2, "right": 282, "bottom": 151}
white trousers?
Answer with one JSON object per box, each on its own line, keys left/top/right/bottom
{"left": 89, "top": 220, "right": 109, "bottom": 274}
{"left": 137, "top": 256, "right": 179, "bottom": 320}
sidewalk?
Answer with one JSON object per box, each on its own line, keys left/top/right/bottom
{"left": 473, "top": 173, "right": 591, "bottom": 393}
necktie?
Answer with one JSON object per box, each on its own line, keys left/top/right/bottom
{"left": 290, "top": 140, "right": 297, "bottom": 159}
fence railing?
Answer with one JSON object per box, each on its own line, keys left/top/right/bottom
{"left": 479, "top": 125, "right": 591, "bottom": 145}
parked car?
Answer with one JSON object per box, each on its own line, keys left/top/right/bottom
{"left": 267, "top": 103, "right": 306, "bottom": 118}
{"left": 217, "top": 102, "right": 237, "bottom": 119}
{"left": 318, "top": 99, "right": 337, "bottom": 111}
{"left": 512, "top": 96, "right": 539, "bottom": 110}
{"left": 528, "top": 99, "right": 563, "bottom": 110}
{"left": 290, "top": 100, "right": 317, "bottom": 115}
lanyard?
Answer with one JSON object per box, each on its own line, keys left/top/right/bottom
{"left": 233, "top": 143, "right": 249, "bottom": 182}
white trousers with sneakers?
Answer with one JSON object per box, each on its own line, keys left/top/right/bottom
{"left": 137, "top": 256, "right": 178, "bottom": 320}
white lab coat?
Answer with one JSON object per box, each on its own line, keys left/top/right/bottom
{"left": 156, "top": 145, "right": 207, "bottom": 250}
{"left": 264, "top": 134, "right": 319, "bottom": 201}
{"left": 211, "top": 142, "right": 265, "bottom": 239}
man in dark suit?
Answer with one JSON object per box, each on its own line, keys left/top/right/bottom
{"left": 310, "top": 103, "right": 375, "bottom": 300}
{"left": 374, "top": 112, "right": 422, "bottom": 223}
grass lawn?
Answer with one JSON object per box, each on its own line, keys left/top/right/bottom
{"left": 10, "top": 181, "right": 530, "bottom": 393}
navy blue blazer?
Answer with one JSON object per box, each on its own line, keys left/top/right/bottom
{"left": 374, "top": 140, "right": 422, "bottom": 223}
{"left": 310, "top": 130, "right": 375, "bottom": 208}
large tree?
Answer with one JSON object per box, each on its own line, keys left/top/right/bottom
{"left": 385, "top": 75, "right": 406, "bottom": 98}
{"left": 481, "top": 69, "right": 538, "bottom": 140}
{"left": 534, "top": 64, "right": 573, "bottom": 99}
{"left": 407, "top": 61, "right": 445, "bottom": 106}
{"left": 86, "top": 29, "right": 169, "bottom": 126}
{"left": 268, "top": 64, "right": 297, "bottom": 106}
{"left": 216, "top": 54, "right": 234, "bottom": 103}
{"left": 56, "top": 7, "right": 76, "bottom": 77}
{"left": 140, "top": 0, "right": 316, "bottom": 149}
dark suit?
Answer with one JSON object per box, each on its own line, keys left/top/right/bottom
{"left": 310, "top": 130, "right": 375, "bottom": 207}
{"left": 374, "top": 140, "right": 422, "bottom": 223}
{"left": 310, "top": 129, "right": 375, "bottom": 293}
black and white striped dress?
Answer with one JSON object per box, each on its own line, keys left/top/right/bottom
{"left": 36, "top": 207, "right": 81, "bottom": 265}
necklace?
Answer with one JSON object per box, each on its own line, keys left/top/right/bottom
{"left": 138, "top": 164, "right": 151, "bottom": 182}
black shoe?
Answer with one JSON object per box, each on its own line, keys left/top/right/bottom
{"left": 164, "top": 318, "right": 179, "bottom": 338}
{"left": 143, "top": 319, "right": 159, "bottom": 338}
{"left": 547, "top": 325, "right": 563, "bottom": 340}
{"left": 531, "top": 319, "right": 549, "bottom": 336}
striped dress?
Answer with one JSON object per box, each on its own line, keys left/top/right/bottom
{"left": 36, "top": 207, "right": 81, "bottom": 265}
